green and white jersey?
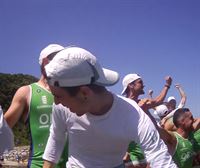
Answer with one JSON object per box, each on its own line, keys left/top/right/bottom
{"left": 28, "top": 83, "right": 67, "bottom": 168}
{"left": 173, "top": 132, "right": 194, "bottom": 168}
{"left": 189, "top": 129, "right": 200, "bottom": 153}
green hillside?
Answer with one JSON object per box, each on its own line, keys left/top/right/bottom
{"left": 0, "top": 73, "right": 38, "bottom": 146}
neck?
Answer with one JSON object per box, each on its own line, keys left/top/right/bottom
{"left": 90, "top": 91, "right": 114, "bottom": 116}
{"left": 37, "top": 75, "right": 51, "bottom": 91}
{"left": 176, "top": 128, "right": 189, "bottom": 138}
{"left": 128, "top": 93, "right": 139, "bottom": 102}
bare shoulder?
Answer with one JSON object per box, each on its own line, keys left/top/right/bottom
{"left": 15, "top": 85, "right": 30, "bottom": 98}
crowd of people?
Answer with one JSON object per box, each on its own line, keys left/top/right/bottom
{"left": 0, "top": 44, "right": 200, "bottom": 168}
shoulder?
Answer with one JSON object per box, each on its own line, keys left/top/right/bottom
{"left": 13, "top": 85, "right": 30, "bottom": 100}
{"left": 16, "top": 85, "right": 30, "bottom": 94}
{"left": 53, "top": 104, "right": 72, "bottom": 118}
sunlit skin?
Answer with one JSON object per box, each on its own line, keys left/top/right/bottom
{"left": 49, "top": 85, "right": 114, "bottom": 117}
{"left": 128, "top": 79, "right": 145, "bottom": 99}
{"left": 180, "top": 111, "right": 194, "bottom": 132}
{"left": 167, "top": 99, "right": 177, "bottom": 111}
{"left": 49, "top": 85, "right": 88, "bottom": 116}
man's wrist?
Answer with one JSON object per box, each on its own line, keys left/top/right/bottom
{"left": 165, "top": 84, "right": 170, "bottom": 89}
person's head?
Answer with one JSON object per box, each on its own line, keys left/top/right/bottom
{"left": 39, "top": 44, "right": 64, "bottom": 75}
{"left": 173, "top": 108, "right": 194, "bottom": 131}
{"left": 121, "top": 73, "right": 144, "bottom": 97}
{"left": 44, "top": 46, "right": 119, "bottom": 116}
{"left": 167, "top": 96, "right": 177, "bottom": 110}
{"left": 154, "top": 104, "right": 170, "bottom": 119}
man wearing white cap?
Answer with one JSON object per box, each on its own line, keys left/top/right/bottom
{"left": 4, "top": 44, "right": 68, "bottom": 168}
{"left": 42, "top": 46, "right": 177, "bottom": 168}
{"left": 121, "top": 73, "right": 172, "bottom": 167}
{"left": 154, "top": 106, "right": 200, "bottom": 168}
{"left": 162, "top": 84, "right": 187, "bottom": 131}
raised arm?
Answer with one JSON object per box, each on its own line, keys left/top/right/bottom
{"left": 4, "top": 86, "right": 29, "bottom": 128}
{"left": 175, "top": 84, "right": 187, "bottom": 108}
{"left": 148, "top": 89, "right": 153, "bottom": 99}
{"left": 146, "top": 76, "right": 172, "bottom": 109}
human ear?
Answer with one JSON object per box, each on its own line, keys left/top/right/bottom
{"left": 79, "top": 86, "right": 91, "bottom": 101}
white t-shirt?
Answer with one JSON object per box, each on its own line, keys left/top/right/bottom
{"left": 43, "top": 94, "right": 177, "bottom": 168}
{"left": 0, "top": 106, "right": 14, "bottom": 155}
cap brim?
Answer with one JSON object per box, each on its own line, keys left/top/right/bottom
{"left": 94, "top": 68, "right": 119, "bottom": 86}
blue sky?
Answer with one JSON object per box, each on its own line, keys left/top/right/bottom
{"left": 0, "top": 0, "right": 199, "bottom": 117}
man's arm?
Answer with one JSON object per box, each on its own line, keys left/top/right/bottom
{"left": 193, "top": 118, "right": 200, "bottom": 131}
{"left": 43, "top": 160, "right": 55, "bottom": 168}
{"left": 4, "top": 86, "right": 29, "bottom": 128}
{"left": 146, "top": 76, "right": 172, "bottom": 109}
{"left": 175, "top": 84, "right": 187, "bottom": 108}
{"left": 43, "top": 104, "right": 68, "bottom": 166}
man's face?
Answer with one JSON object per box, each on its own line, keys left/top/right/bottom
{"left": 181, "top": 111, "right": 194, "bottom": 131}
{"left": 168, "top": 100, "right": 177, "bottom": 110}
{"left": 49, "top": 85, "right": 87, "bottom": 116}
{"left": 131, "top": 78, "right": 145, "bottom": 95}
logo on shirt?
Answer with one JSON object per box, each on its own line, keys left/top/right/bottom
{"left": 41, "top": 95, "right": 47, "bottom": 104}
{"left": 36, "top": 89, "right": 41, "bottom": 93}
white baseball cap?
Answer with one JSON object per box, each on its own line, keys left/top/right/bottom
{"left": 154, "top": 104, "right": 169, "bottom": 118}
{"left": 167, "top": 96, "right": 176, "bottom": 102}
{"left": 121, "top": 73, "right": 141, "bottom": 95}
{"left": 45, "top": 46, "right": 119, "bottom": 87}
{"left": 39, "top": 44, "right": 64, "bottom": 65}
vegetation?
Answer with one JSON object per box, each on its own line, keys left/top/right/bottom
{"left": 0, "top": 73, "right": 38, "bottom": 146}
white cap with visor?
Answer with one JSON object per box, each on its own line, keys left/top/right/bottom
{"left": 45, "top": 47, "right": 119, "bottom": 87}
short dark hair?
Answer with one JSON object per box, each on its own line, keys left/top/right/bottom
{"left": 173, "top": 108, "right": 190, "bottom": 128}
{"left": 62, "top": 84, "right": 106, "bottom": 97}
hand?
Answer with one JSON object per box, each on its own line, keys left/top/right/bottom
{"left": 148, "top": 90, "right": 153, "bottom": 97}
{"left": 165, "top": 76, "right": 172, "bottom": 87}
{"left": 175, "top": 83, "right": 181, "bottom": 89}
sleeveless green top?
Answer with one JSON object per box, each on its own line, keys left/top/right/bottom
{"left": 189, "top": 129, "right": 200, "bottom": 153}
{"left": 28, "top": 83, "right": 68, "bottom": 168}
{"left": 193, "top": 129, "right": 200, "bottom": 152}
{"left": 173, "top": 132, "right": 194, "bottom": 168}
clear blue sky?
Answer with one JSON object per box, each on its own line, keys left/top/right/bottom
{"left": 0, "top": 0, "right": 199, "bottom": 117}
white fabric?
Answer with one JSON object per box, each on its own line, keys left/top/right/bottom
{"left": 167, "top": 96, "right": 176, "bottom": 102}
{"left": 45, "top": 47, "right": 119, "bottom": 87}
{"left": 39, "top": 44, "right": 64, "bottom": 65}
{"left": 154, "top": 104, "right": 169, "bottom": 118}
{"left": 0, "top": 106, "right": 14, "bottom": 155}
{"left": 162, "top": 101, "right": 185, "bottom": 121}
{"left": 43, "top": 95, "right": 177, "bottom": 168}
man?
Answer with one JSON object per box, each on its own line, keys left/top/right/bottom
{"left": 4, "top": 44, "right": 67, "bottom": 168}
{"left": 121, "top": 73, "right": 172, "bottom": 168}
{"left": 42, "top": 46, "right": 177, "bottom": 168}
{"left": 155, "top": 107, "right": 200, "bottom": 168}
{"left": 121, "top": 73, "right": 172, "bottom": 111}
{"left": 161, "top": 84, "right": 187, "bottom": 131}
